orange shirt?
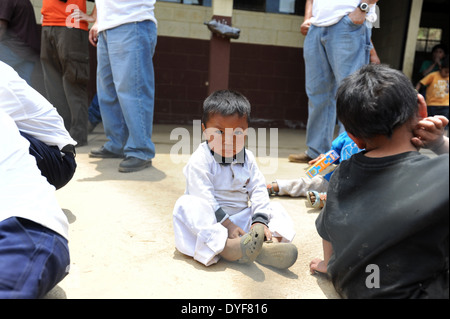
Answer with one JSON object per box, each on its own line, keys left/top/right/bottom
{"left": 41, "top": 0, "right": 88, "bottom": 31}
{"left": 420, "top": 71, "right": 449, "bottom": 107}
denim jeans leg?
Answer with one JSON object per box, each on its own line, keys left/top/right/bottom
{"left": 304, "top": 18, "right": 372, "bottom": 158}
{"left": 304, "top": 25, "right": 337, "bottom": 158}
{"left": 327, "top": 17, "right": 372, "bottom": 133}
{"left": 100, "top": 21, "right": 157, "bottom": 161}
{"left": 96, "top": 31, "right": 127, "bottom": 155}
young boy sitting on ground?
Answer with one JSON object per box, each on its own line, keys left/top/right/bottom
{"left": 173, "top": 90, "right": 297, "bottom": 269}
{"left": 310, "top": 64, "right": 449, "bottom": 298}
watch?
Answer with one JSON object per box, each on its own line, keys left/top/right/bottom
{"left": 359, "top": 2, "right": 370, "bottom": 13}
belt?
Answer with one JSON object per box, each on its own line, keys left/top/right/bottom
{"left": 61, "top": 144, "right": 76, "bottom": 157}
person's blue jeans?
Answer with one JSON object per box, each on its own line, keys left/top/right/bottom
{"left": 0, "top": 217, "right": 70, "bottom": 299}
{"left": 303, "top": 16, "right": 372, "bottom": 158}
{"left": 97, "top": 20, "right": 157, "bottom": 160}
{"left": 88, "top": 94, "right": 102, "bottom": 126}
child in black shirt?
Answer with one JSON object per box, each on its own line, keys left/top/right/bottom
{"left": 310, "top": 64, "right": 449, "bottom": 299}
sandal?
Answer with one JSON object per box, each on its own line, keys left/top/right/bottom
{"left": 267, "top": 182, "right": 279, "bottom": 196}
{"left": 256, "top": 241, "right": 298, "bottom": 269}
{"left": 307, "top": 191, "right": 327, "bottom": 209}
{"left": 237, "top": 224, "right": 265, "bottom": 264}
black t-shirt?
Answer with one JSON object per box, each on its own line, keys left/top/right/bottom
{"left": 316, "top": 151, "right": 449, "bottom": 299}
{"left": 0, "top": 0, "right": 40, "bottom": 53}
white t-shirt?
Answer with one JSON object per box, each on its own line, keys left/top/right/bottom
{"left": 311, "top": 0, "right": 377, "bottom": 27}
{"left": 0, "top": 62, "right": 76, "bottom": 150}
{"left": 0, "top": 110, "right": 69, "bottom": 239}
{"left": 95, "top": 0, "right": 157, "bottom": 32}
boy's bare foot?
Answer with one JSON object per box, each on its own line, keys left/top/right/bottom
{"left": 267, "top": 182, "right": 279, "bottom": 196}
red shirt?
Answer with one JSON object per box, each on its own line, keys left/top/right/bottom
{"left": 41, "top": 0, "right": 89, "bottom": 31}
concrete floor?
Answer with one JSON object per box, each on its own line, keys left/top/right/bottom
{"left": 45, "top": 123, "right": 343, "bottom": 299}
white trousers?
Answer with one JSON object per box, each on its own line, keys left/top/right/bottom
{"left": 173, "top": 195, "right": 295, "bottom": 266}
{"left": 276, "top": 175, "right": 328, "bottom": 197}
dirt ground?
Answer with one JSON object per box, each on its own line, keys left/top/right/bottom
{"left": 45, "top": 124, "right": 341, "bottom": 299}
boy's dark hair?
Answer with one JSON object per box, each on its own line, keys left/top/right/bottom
{"left": 336, "top": 64, "right": 418, "bottom": 139}
{"left": 431, "top": 43, "right": 447, "bottom": 55}
{"left": 202, "top": 90, "right": 251, "bottom": 125}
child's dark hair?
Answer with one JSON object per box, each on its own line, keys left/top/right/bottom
{"left": 336, "top": 64, "right": 418, "bottom": 139}
{"left": 202, "top": 90, "right": 251, "bottom": 125}
{"left": 431, "top": 43, "right": 447, "bottom": 55}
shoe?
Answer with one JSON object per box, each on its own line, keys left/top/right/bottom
{"left": 89, "top": 146, "right": 124, "bottom": 158}
{"left": 256, "top": 242, "right": 298, "bottom": 269}
{"left": 307, "top": 191, "right": 327, "bottom": 209}
{"left": 237, "top": 224, "right": 265, "bottom": 264}
{"left": 288, "top": 153, "right": 312, "bottom": 163}
{"left": 119, "top": 157, "right": 152, "bottom": 173}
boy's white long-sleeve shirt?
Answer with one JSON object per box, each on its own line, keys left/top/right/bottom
{"left": 183, "top": 142, "right": 271, "bottom": 222}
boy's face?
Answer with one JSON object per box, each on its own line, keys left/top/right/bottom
{"left": 202, "top": 113, "right": 248, "bottom": 158}
{"left": 433, "top": 48, "right": 445, "bottom": 61}
{"left": 440, "top": 67, "right": 449, "bottom": 78}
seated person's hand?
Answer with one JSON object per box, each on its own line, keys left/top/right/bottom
{"left": 308, "top": 154, "right": 325, "bottom": 166}
{"left": 412, "top": 115, "right": 449, "bottom": 151}
{"left": 222, "top": 219, "right": 245, "bottom": 239}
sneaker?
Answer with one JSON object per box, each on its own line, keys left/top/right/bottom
{"left": 256, "top": 242, "right": 298, "bottom": 269}
{"left": 89, "top": 146, "right": 124, "bottom": 158}
{"left": 288, "top": 153, "right": 312, "bottom": 163}
{"left": 119, "top": 157, "right": 152, "bottom": 173}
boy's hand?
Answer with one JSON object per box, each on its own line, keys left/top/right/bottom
{"left": 412, "top": 115, "right": 449, "bottom": 152}
{"left": 251, "top": 222, "right": 272, "bottom": 241}
{"left": 222, "top": 219, "right": 245, "bottom": 239}
{"left": 308, "top": 154, "right": 325, "bottom": 166}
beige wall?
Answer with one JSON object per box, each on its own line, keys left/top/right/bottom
{"left": 156, "top": 2, "right": 305, "bottom": 48}
{"left": 31, "top": 1, "right": 305, "bottom": 48}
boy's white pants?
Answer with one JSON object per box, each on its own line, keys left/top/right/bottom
{"left": 173, "top": 195, "right": 295, "bottom": 266}
{"left": 276, "top": 175, "right": 328, "bottom": 197}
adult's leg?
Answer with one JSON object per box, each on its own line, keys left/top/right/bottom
{"left": 326, "top": 16, "right": 372, "bottom": 133}
{"left": 96, "top": 30, "right": 127, "bottom": 156}
{"left": 304, "top": 25, "right": 337, "bottom": 159}
{"left": 40, "top": 27, "right": 71, "bottom": 131}
{"left": 58, "top": 28, "right": 89, "bottom": 145}
{"left": 106, "top": 21, "right": 157, "bottom": 161}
